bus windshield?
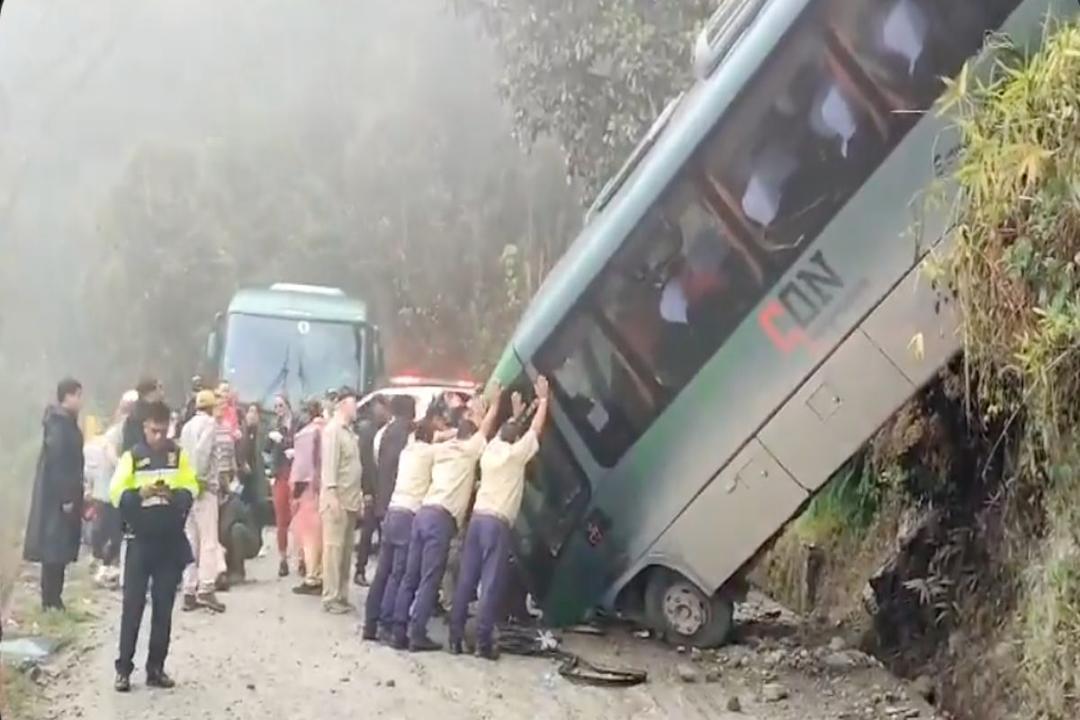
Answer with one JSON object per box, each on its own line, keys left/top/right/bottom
{"left": 222, "top": 313, "right": 364, "bottom": 406}
{"left": 515, "top": 419, "right": 591, "bottom": 601}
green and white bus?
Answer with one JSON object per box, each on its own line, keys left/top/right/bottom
{"left": 206, "top": 283, "right": 385, "bottom": 409}
{"left": 490, "top": 0, "right": 1078, "bottom": 647}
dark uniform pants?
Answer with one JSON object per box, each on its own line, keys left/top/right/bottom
{"left": 116, "top": 543, "right": 183, "bottom": 675}
{"left": 354, "top": 504, "right": 382, "bottom": 578}
{"left": 363, "top": 508, "right": 413, "bottom": 632}
{"left": 449, "top": 514, "right": 512, "bottom": 650}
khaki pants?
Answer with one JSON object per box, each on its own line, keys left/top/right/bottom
{"left": 183, "top": 492, "right": 223, "bottom": 595}
{"left": 301, "top": 528, "right": 323, "bottom": 587}
{"left": 320, "top": 503, "right": 358, "bottom": 606}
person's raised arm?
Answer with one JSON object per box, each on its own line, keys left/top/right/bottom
{"left": 478, "top": 384, "right": 503, "bottom": 440}
{"left": 529, "top": 375, "right": 551, "bottom": 439}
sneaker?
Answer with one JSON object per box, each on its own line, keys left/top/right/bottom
{"left": 390, "top": 631, "right": 408, "bottom": 651}
{"left": 292, "top": 582, "right": 323, "bottom": 596}
{"left": 323, "top": 601, "right": 352, "bottom": 615}
{"left": 377, "top": 625, "right": 394, "bottom": 645}
{"left": 361, "top": 624, "right": 378, "bottom": 641}
{"left": 114, "top": 673, "right": 131, "bottom": 693}
{"left": 409, "top": 635, "right": 442, "bottom": 653}
{"left": 195, "top": 593, "right": 226, "bottom": 613}
{"left": 278, "top": 560, "right": 289, "bottom": 578}
{"left": 182, "top": 594, "right": 198, "bottom": 612}
{"left": 448, "top": 639, "right": 463, "bottom": 656}
{"left": 145, "top": 670, "right": 176, "bottom": 689}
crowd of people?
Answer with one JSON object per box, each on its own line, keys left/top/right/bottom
{"left": 21, "top": 370, "right": 551, "bottom": 693}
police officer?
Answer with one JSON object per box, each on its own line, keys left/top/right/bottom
{"left": 109, "top": 400, "right": 199, "bottom": 692}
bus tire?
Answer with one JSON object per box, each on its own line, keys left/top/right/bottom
{"left": 644, "top": 568, "right": 734, "bottom": 648}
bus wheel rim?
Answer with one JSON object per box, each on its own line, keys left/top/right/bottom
{"left": 662, "top": 582, "right": 707, "bottom": 637}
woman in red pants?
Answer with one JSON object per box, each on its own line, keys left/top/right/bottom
{"left": 267, "top": 395, "right": 299, "bottom": 577}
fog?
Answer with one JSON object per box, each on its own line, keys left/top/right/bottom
{"left": 0, "top": 0, "right": 578, "bottom": 430}
{"left": 0, "top": 0, "right": 579, "bottom": 565}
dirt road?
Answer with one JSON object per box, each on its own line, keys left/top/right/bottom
{"left": 35, "top": 553, "right": 936, "bottom": 720}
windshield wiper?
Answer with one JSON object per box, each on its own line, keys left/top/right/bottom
{"left": 260, "top": 346, "right": 291, "bottom": 406}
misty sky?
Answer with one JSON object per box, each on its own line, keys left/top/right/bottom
{"left": 0, "top": 0, "right": 505, "bottom": 249}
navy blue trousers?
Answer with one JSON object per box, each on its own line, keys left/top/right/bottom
{"left": 449, "top": 513, "right": 512, "bottom": 650}
{"left": 363, "top": 508, "right": 414, "bottom": 632}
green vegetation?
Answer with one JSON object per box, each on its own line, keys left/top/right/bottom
{"left": 795, "top": 458, "right": 896, "bottom": 543}
{"left": 937, "top": 20, "right": 1080, "bottom": 718}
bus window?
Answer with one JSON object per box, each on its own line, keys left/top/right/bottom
{"left": 702, "top": 12, "right": 894, "bottom": 266}
{"left": 827, "top": 0, "right": 1022, "bottom": 119}
{"left": 537, "top": 312, "right": 659, "bottom": 467}
{"left": 597, "top": 179, "right": 764, "bottom": 394}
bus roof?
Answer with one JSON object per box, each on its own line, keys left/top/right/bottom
{"left": 227, "top": 286, "right": 369, "bottom": 324}
{"left": 508, "top": 0, "right": 805, "bottom": 359}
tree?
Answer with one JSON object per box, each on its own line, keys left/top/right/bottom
{"left": 454, "top": 0, "right": 716, "bottom": 198}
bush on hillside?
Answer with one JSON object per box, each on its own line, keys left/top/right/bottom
{"left": 940, "top": 21, "right": 1080, "bottom": 718}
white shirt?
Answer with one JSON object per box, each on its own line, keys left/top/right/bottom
{"left": 422, "top": 432, "right": 486, "bottom": 527}
{"left": 388, "top": 438, "right": 436, "bottom": 513}
{"left": 474, "top": 430, "right": 540, "bottom": 524}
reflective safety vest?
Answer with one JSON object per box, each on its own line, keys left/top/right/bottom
{"left": 109, "top": 440, "right": 199, "bottom": 507}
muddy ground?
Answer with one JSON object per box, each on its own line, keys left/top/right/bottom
{"left": 20, "top": 551, "right": 940, "bottom": 720}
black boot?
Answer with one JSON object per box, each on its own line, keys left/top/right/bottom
{"left": 409, "top": 635, "right": 441, "bottom": 653}
{"left": 146, "top": 669, "right": 176, "bottom": 689}
{"left": 475, "top": 645, "right": 500, "bottom": 662}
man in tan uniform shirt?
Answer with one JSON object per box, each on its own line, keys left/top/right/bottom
{"left": 391, "top": 387, "right": 502, "bottom": 651}
{"left": 319, "top": 386, "right": 364, "bottom": 614}
{"left": 448, "top": 376, "right": 549, "bottom": 659}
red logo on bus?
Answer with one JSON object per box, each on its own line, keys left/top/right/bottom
{"left": 758, "top": 250, "right": 843, "bottom": 354}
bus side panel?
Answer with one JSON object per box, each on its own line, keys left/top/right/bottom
{"left": 861, "top": 258, "right": 962, "bottom": 390}
{"left": 642, "top": 439, "right": 807, "bottom": 596}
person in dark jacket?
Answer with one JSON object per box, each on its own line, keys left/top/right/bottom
{"left": 353, "top": 396, "right": 390, "bottom": 585}
{"left": 121, "top": 376, "right": 164, "bottom": 454}
{"left": 110, "top": 400, "right": 198, "bottom": 693}
{"left": 23, "top": 378, "right": 85, "bottom": 611}
{"left": 236, "top": 403, "right": 261, "bottom": 507}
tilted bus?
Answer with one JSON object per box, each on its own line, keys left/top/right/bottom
{"left": 489, "top": 0, "right": 1078, "bottom": 646}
